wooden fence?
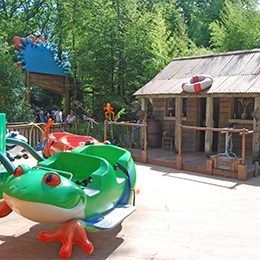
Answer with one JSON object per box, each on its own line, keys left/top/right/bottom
{"left": 104, "top": 120, "right": 148, "bottom": 163}
{"left": 6, "top": 122, "right": 72, "bottom": 149}
{"left": 178, "top": 124, "right": 248, "bottom": 164}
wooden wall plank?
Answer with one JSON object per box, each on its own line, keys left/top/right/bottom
{"left": 29, "top": 72, "right": 65, "bottom": 94}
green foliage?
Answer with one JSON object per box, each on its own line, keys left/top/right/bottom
{"left": 70, "top": 118, "right": 138, "bottom": 148}
{"left": 69, "top": 118, "right": 104, "bottom": 141}
{"left": 0, "top": 0, "right": 55, "bottom": 47}
{"left": 30, "top": 85, "right": 63, "bottom": 113}
{"left": 0, "top": 44, "right": 32, "bottom": 122}
{"left": 176, "top": 0, "right": 225, "bottom": 48}
{"left": 210, "top": 0, "right": 260, "bottom": 51}
{"left": 0, "top": 0, "right": 259, "bottom": 124}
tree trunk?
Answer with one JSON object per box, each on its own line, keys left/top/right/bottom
{"left": 116, "top": 0, "right": 124, "bottom": 95}
{"left": 72, "top": 0, "right": 78, "bottom": 103}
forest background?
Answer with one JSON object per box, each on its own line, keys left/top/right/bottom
{"left": 0, "top": 0, "right": 260, "bottom": 126}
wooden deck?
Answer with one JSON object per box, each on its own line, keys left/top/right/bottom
{"left": 128, "top": 147, "right": 258, "bottom": 180}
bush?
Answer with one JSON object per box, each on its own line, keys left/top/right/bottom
{"left": 69, "top": 117, "right": 140, "bottom": 148}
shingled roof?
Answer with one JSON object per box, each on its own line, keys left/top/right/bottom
{"left": 134, "top": 49, "right": 260, "bottom": 98}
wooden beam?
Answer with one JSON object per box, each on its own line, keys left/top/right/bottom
{"left": 141, "top": 98, "right": 147, "bottom": 123}
{"left": 23, "top": 72, "right": 71, "bottom": 121}
{"left": 178, "top": 124, "right": 182, "bottom": 156}
{"left": 181, "top": 125, "right": 245, "bottom": 133}
{"left": 104, "top": 121, "right": 107, "bottom": 141}
{"left": 205, "top": 97, "right": 213, "bottom": 157}
{"left": 144, "top": 122, "right": 147, "bottom": 151}
{"left": 29, "top": 72, "right": 65, "bottom": 94}
{"left": 242, "top": 128, "right": 246, "bottom": 165}
{"left": 253, "top": 97, "right": 260, "bottom": 162}
{"left": 140, "top": 98, "right": 147, "bottom": 148}
{"left": 135, "top": 93, "right": 260, "bottom": 99}
{"left": 106, "top": 121, "right": 146, "bottom": 127}
{"left": 175, "top": 97, "right": 182, "bottom": 153}
{"left": 24, "top": 71, "right": 31, "bottom": 103}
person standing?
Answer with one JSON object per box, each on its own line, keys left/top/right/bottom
{"left": 38, "top": 107, "right": 44, "bottom": 122}
{"left": 66, "top": 109, "right": 76, "bottom": 124}
{"left": 54, "top": 107, "right": 63, "bottom": 122}
{"left": 51, "top": 108, "right": 56, "bottom": 120}
{"left": 43, "top": 108, "right": 48, "bottom": 123}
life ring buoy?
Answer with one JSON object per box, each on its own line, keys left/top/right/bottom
{"left": 182, "top": 75, "right": 213, "bottom": 93}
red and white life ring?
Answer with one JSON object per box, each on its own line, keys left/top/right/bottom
{"left": 182, "top": 75, "right": 213, "bottom": 93}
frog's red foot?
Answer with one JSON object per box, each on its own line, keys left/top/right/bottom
{"left": 0, "top": 199, "right": 13, "bottom": 217}
{"left": 38, "top": 219, "right": 94, "bottom": 259}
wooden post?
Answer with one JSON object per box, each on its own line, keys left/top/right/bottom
{"left": 24, "top": 71, "right": 31, "bottom": 103}
{"left": 175, "top": 97, "right": 182, "bottom": 153}
{"left": 178, "top": 124, "right": 182, "bottom": 156}
{"left": 205, "top": 97, "right": 213, "bottom": 157}
{"left": 140, "top": 98, "right": 147, "bottom": 148}
{"left": 64, "top": 76, "right": 70, "bottom": 117}
{"left": 141, "top": 98, "right": 148, "bottom": 123}
{"left": 253, "top": 97, "right": 260, "bottom": 162}
{"left": 238, "top": 164, "right": 248, "bottom": 181}
{"left": 176, "top": 124, "right": 183, "bottom": 170}
{"left": 242, "top": 128, "right": 246, "bottom": 165}
{"left": 176, "top": 156, "right": 183, "bottom": 170}
{"left": 254, "top": 162, "right": 259, "bottom": 177}
{"left": 206, "top": 160, "right": 213, "bottom": 175}
{"left": 104, "top": 121, "right": 107, "bottom": 141}
{"left": 142, "top": 123, "right": 148, "bottom": 163}
{"left": 144, "top": 123, "right": 147, "bottom": 151}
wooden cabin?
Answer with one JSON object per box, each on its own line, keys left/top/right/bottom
{"left": 134, "top": 49, "right": 260, "bottom": 163}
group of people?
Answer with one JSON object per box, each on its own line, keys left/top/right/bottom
{"left": 37, "top": 107, "right": 76, "bottom": 124}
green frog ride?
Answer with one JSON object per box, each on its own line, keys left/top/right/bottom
{"left": 0, "top": 123, "right": 137, "bottom": 259}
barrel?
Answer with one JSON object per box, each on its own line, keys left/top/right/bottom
{"left": 148, "top": 119, "right": 161, "bottom": 148}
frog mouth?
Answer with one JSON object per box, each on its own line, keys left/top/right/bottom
{"left": 3, "top": 193, "right": 85, "bottom": 224}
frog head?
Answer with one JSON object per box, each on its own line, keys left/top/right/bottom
{"left": 3, "top": 165, "right": 86, "bottom": 224}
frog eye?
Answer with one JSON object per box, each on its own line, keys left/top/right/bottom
{"left": 13, "top": 166, "right": 24, "bottom": 177}
{"left": 43, "top": 173, "right": 61, "bottom": 186}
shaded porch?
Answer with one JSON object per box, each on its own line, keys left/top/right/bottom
{"left": 128, "top": 147, "right": 258, "bottom": 180}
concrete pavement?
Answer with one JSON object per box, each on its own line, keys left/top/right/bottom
{"left": 1, "top": 157, "right": 260, "bottom": 259}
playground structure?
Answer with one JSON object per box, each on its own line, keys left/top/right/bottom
{"left": 14, "top": 35, "right": 71, "bottom": 116}
{"left": 0, "top": 113, "right": 137, "bottom": 259}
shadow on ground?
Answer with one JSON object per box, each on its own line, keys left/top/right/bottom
{"left": 136, "top": 162, "right": 260, "bottom": 188}
{"left": 0, "top": 222, "right": 123, "bottom": 259}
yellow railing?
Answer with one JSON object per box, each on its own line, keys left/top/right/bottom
{"left": 6, "top": 122, "right": 72, "bottom": 149}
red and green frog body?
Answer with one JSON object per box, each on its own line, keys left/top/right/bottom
{"left": 0, "top": 145, "right": 136, "bottom": 259}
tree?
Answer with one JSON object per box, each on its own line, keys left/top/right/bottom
{"left": 176, "top": 0, "right": 225, "bottom": 48}
{"left": 210, "top": 0, "right": 260, "bottom": 51}
{"left": 142, "top": 5, "right": 211, "bottom": 82}
{"left": 0, "top": 0, "right": 55, "bottom": 46}
{"left": 0, "top": 44, "right": 32, "bottom": 122}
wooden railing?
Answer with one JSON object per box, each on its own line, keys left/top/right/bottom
{"left": 178, "top": 124, "right": 249, "bottom": 165}
{"left": 104, "top": 120, "right": 148, "bottom": 163}
{"left": 6, "top": 122, "right": 72, "bottom": 149}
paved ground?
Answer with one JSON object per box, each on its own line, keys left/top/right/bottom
{"left": 1, "top": 156, "right": 260, "bottom": 259}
